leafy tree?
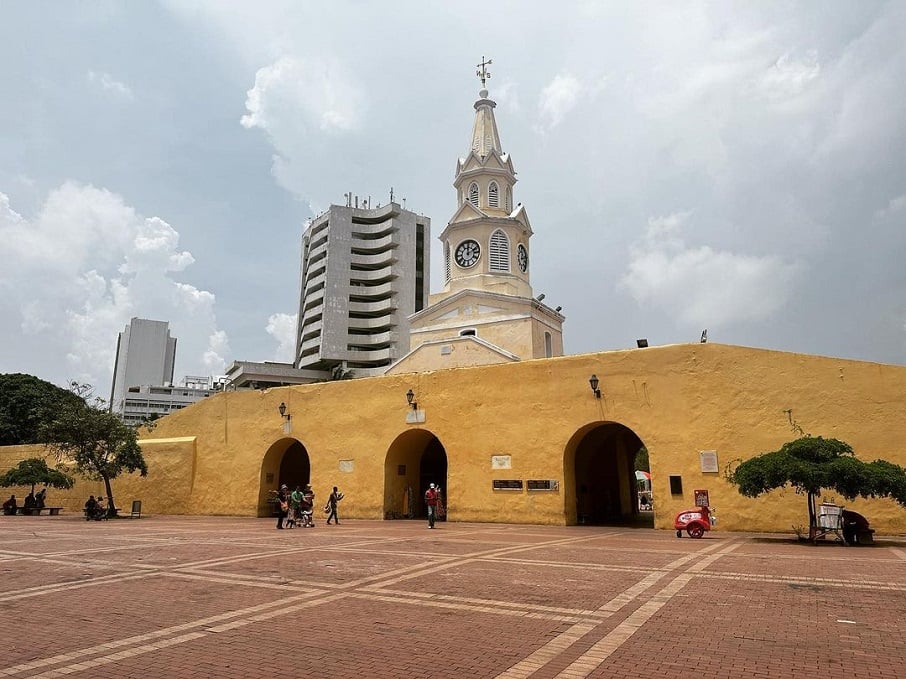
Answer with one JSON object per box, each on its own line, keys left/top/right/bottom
{"left": 0, "top": 373, "right": 84, "bottom": 446}
{"left": 728, "top": 436, "right": 906, "bottom": 539}
{"left": 0, "top": 457, "right": 75, "bottom": 494}
{"left": 634, "top": 446, "right": 650, "bottom": 473}
{"left": 40, "top": 383, "right": 147, "bottom": 517}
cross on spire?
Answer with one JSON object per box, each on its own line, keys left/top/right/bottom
{"left": 476, "top": 56, "right": 492, "bottom": 88}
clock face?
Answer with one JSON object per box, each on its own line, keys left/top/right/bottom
{"left": 455, "top": 239, "right": 481, "bottom": 268}
{"left": 517, "top": 244, "right": 528, "bottom": 273}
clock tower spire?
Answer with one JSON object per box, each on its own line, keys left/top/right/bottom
{"left": 386, "top": 60, "right": 564, "bottom": 376}
{"left": 439, "top": 59, "right": 532, "bottom": 299}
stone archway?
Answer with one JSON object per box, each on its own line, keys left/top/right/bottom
{"left": 383, "top": 429, "right": 448, "bottom": 520}
{"left": 257, "top": 438, "right": 311, "bottom": 517}
{"left": 563, "top": 422, "right": 647, "bottom": 526}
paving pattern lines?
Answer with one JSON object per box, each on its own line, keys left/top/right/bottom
{"left": 54, "top": 593, "right": 572, "bottom": 679}
{"left": 0, "top": 591, "right": 350, "bottom": 679}
{"left": 0, "top": 526, "right": 617, "bottom": 677}
{"left": 0, "top": 525, "right": 511, "bottom": 607}
{"left": 597, "top": 574, "right": 906, "bottom": 679}
{"left": 493, "top": 540, "right": 740, "bottom": 679}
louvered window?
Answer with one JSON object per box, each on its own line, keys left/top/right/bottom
{"left": 469, "top": 183, "right": 479, "bottom": 207}
{"left": 489, "top": 229, "right": 510, "bottom": 272}
{"left": 444, "top": 243, "right": 451, "bottom": 282}
{"left": 488, "top": 182, "right": 499, "bottom": 208}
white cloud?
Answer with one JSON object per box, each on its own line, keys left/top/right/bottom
{"left": 621, "top": 211, "right": 801, "bottom": 327}
{"left": 757, "top": 51, "right": 821, "bottom": 102}
{"left": 0, "top": 184, "right": 228, "bottom": 388}
{"left": 87, "top": 70, "right": 133, "bottom": 99}
{"left": 241, "top": 56, "right": 364, "bottom": 134}
{"left": 266, "top": 312, "right": 297, "bottom": 362}
{"left": 537, "top": 73, "right": 584, "bottom": 130}
{"left": 874, "top": 193, "right": 906, "bottom": 220}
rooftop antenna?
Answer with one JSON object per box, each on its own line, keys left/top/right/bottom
{"left": 476, "top": 56, "right": 492, "bottom": 89}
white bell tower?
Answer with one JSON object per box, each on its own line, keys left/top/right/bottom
{"left": 386, "top": 58, "right": 564, "bottom": 376}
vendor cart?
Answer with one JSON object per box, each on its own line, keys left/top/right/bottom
{"left": 674, "top": 505, "right": 716, "bottom": 538}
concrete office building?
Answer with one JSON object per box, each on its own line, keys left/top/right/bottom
{"left": 109, "top": 317, "right": 177, "bottom": 416}
{"left": 295, "top": 201, "right": 430, "bottom": 376}
{"left": 118, "top": 376, "right": 216, "bottom": 426}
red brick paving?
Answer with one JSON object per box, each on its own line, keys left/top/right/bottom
{"left": 1, "top": 516, "right": 904, "bottom": 678}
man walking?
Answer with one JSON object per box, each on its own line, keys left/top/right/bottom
{"left": 425, "top": 483, "right": 438, "bottom": 529}
{"left": 326, "top": 486, "right": 344, "bottom": 525}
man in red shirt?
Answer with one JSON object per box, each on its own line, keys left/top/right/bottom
{"left": 425, "top": 483, "right": 438, "bottom": 529}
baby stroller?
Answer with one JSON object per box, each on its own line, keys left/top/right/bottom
{"left": 298, "top": 496, "right": 314, "bottom": 528}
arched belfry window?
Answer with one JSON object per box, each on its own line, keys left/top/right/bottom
{"left": 469, "top": 183, "right": 479, "bottom": 208}
{"left": 444, "top": 243, "right": 451, "bottom": 282}
{"left": 488, "top": 182, "right": 499, "bottom": 208}
{"left": 506, "top": 187, "right": 512, "bottom": 212}
{"left": 489, "top": 229, "right": 510, "bottom": 272}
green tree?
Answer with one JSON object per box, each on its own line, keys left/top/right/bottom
{"left": 40, "top": 383, "right": 147, "bottom": 517}
{"left": 0, "top": 373, "right": 84, "bottom": 446}
{"left": 634, "top": 446, "right": 650, "bottom": 473}
{"left": 0, "top": 457, "right": 75, "bottom": 494}
{"left": 728, "top": 436, "right": 906, "bottom": 539}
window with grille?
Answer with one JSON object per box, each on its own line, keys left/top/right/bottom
{"left": 444, "top": 243, "right": 451, "bottom": 282}
{"left": 469, "top": 183, "right": 479, "bottom": 207}
{"left": 488, "top": 182, "right": 499, "bottom": 208}
{"left": 489, "top": 229, "right": 510, "bottom": 271}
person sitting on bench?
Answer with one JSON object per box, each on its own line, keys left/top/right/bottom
{"left": 84, "top": 495, "right": 100, "bottom": 520}
{"left": 35, "top": 488, "right": 47, "bottom": 510}
{"left": 2, "top": 495, "right": 16, "bottom": 515}
{"left": 23, "top": 491, "right": 37, "bottom": 515}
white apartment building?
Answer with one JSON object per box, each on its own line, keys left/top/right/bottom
{"left": 295, "top": 201, "right": 430, "bottom": 376}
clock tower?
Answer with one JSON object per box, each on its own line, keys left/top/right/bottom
{"left": 387, "top": 60, "right": 564, "bottom": 375}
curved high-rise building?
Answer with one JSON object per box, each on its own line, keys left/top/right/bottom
{"left": 295, "top": 201, "right": 430, "bottom": 376}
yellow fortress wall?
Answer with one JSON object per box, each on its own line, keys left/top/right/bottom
{"left": 3, "top": 343, "right": 905, "bottom": 534}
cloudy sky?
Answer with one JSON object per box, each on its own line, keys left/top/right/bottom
{"left": 2, "top": 1, "right": 905, "bottom": 392}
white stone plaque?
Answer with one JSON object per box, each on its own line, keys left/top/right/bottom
{"left": 339, "top": 459, "right": 354, "bottom": 473}
{"left": 699, "top": 450, "right": 719, "bottom": 473}
{"left": 491, "top": 455, "right": 512, "bottom": 470}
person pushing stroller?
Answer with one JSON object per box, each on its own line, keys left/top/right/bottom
{"left": 298, "top": 484, "right": 315, "bottom": 528}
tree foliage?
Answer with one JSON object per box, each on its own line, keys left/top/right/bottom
{"left": 729, "top": 436, "right": 906, "bottom": 538}
{"left": 39, "top": 383, "right": 147, "bottom": 516}
{"left": 0, "top": 373, "right": 85, "bottom": 446}
{"left": 634, "top": 446, "right": 650, "bottom": 473}
{"left": 729, "top": 436, "right": 906, "bottom": 505}
{"left": 0, "top": 457, "right": 75, "bottom": 493}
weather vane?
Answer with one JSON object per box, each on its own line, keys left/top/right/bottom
{"left": 476, "top": 56, "right": 492, "bottom": 88}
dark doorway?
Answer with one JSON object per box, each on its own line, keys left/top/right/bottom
{"left": 258, "top": 438, "right": 311, "bottom": 517}
{"left": 384, "top": 429, "right": 448, "bottom": 520}
{"left": 279, "top": 440, "right": 311, "bottom": 490}
{"left": 565, "top": 422, "right": 648, "bottom": 526}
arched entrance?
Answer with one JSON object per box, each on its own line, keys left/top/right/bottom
{"left": 257, "top": 438, "right": 311, "bottom": 517}
{"left": 564, "top": 422, "right": 647, "bottom": 526}
{"left": 383, "top": 429, "right": 448, "bottom": 520}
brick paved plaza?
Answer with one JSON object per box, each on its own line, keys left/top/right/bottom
{"left": 1, "top": 516, "right": 904, "bottom": 678}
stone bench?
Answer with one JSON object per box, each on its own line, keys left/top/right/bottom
{"left": 16, "top": 507, "right": 63, "bottom": 516}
